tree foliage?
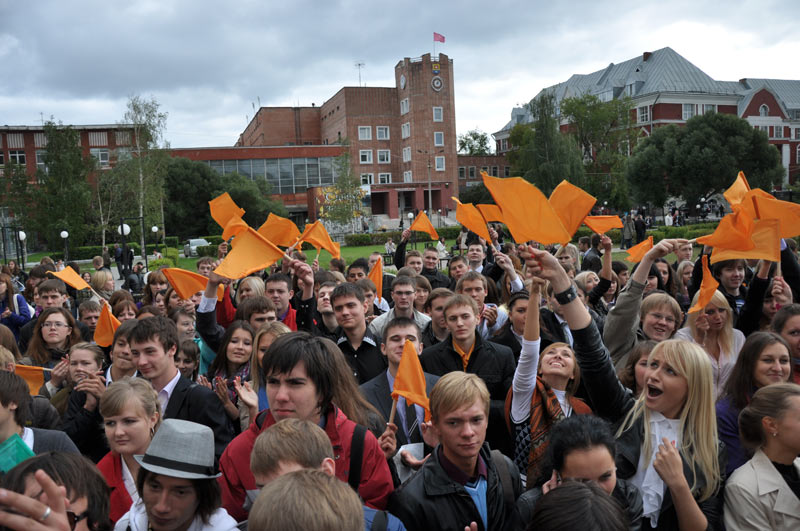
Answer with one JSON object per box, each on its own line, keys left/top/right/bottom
{"left": 457, "top": 129, "right": 492, "bottom": 156}
{"left": 458, "top": 183, "right": 494, "bottom": 205}
{"left": 320, "top": 148, "right": 366, "bottom": 229}
{"left": 507, "top": 91, "right": 585, "bottom": 195}
{"left": 626, "top": 112, "right": 784, "bottom": 208}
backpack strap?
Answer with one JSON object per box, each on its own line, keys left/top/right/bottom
{"left": 491, "top": 449, "right": 515, "bottom": 508}
{"left": 371, "top": 509, "right": 388, "bottom": 531}
{"left": 348, "top": 424, "right": 367, "bottom": 492}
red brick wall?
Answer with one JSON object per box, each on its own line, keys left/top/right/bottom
{"left": 652, "top": 103, "right": 682, "bottom": 121}
{"left": 238, "top": 107, "right": 322, "bottom": 147}
{"left": 742, "top": 89, "right": 785, "bottom": 118}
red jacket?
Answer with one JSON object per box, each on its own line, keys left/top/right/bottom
{"left": 218, "top": 406, "right": 393, "bottom": 522}
{"left": 216, "top": 285, "right": 236, "bottom": 329}
{"left": 282, "top": 306, "right": 297, "bottom": 331}
{"left": 96, "top": 452, "right": 133, "bottom": 524}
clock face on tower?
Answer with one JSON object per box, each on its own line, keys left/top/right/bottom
{"left": 431, "top": 76, "right": 443, "bottom": 92}
{"left": 399, "top": 75, "right": 406, "bottom": 89}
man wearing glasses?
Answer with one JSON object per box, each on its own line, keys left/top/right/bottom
{"left": 368, "top": 276, "right": 431, "bottom": 340}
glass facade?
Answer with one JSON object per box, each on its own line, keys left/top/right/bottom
{"left": 204, "top": 157, "right": 337, "bottom": 194}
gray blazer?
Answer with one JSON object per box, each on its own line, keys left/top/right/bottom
{"left": 31, "top": 427, "right": 80, "bottom": 454}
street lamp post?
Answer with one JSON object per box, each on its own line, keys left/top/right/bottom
{"left": 149, "top": 225, "right": 159, "bottom": 270}
{"left": 60, "top": 231, "right": 69, "bottom": 262}
{"left": 408, "top": 211, "right": 415, "bottom": 250}
{"left": 17, "top": 231, "right": 26, "bottom": 268}
{"left": 118, "top": 221, "right": 131, "bottom": 274}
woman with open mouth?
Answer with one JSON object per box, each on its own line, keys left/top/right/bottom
{"left": 520, "top": 242, "right": 724, "bottom": 530}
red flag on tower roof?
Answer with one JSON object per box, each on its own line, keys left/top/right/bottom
{"left": 433, "top": 32, "right": 445, "bottom": 43}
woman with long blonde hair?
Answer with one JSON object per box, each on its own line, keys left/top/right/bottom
{"left": 675, "top": 289, "right": 744, "bottom": 398}
{"left": 521, "top": 241, "right": 724, "bottom": 530}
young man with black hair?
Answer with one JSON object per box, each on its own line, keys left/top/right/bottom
{"left": 346, "top": 258, "right": 370, "bottom": 283}
{"left": 368, "top": 276, "right": 431, "bottom": 340}
{"left": 422, "top": 247, "right": 451, "bottom": 289}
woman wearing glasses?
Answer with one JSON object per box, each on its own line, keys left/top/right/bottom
{"left": 21, "top": 308, "right": 82, "bottom": 398}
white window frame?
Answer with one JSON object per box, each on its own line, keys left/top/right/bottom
{"left": 9, "top": 150, "right": 25, "bottom": 165}
{"left": 637, "top": 106, "right": 649, "bottom": 123}
{"left": 91, "top": 148, "right": 110, "bottom": 168}
{"left": 378, "top": 172, "right": 391, "bottom": 184}
{"left": 35, "top": 150, "right": 47, "bottom": 173}
{"left": 702, "top": 104, "right": 716, "bottom": 114}
{"left": 376, "top": 126, "right": 390, "bottom": 140}
{"left": 759, "top": 125, "right": 769, "bottom": 133}
{"left": 434, "top": 156, "right": 445, "bottom": 171}
{"left": 759, "top": 104, "right": 769, "bottom": 117}
{"left": 434, "top": 132, "right": 444, "bottom": 146}
{"left": 360, "top": 173, "right": 374, "bottom": 185}
{"left": 682, "top": 104, "right": 695, "bottom": 121}
{"left": 402, "top": 147, "right": 411, "bottom": 162}
{"left": 774, "top": 125, "right": 784, "bottom": 139}
{"left": 501, "top": 139, "right": 508, "bottom": 151}
{"left": 401, "top": 123, "right": 410, "bottom": 139}
{"left": 795, "top": 128, "right": 800, "bottom": 140}
{"left": 400, "top": 99, "right": 409, "bottom": 115}
{"left": 359, "top": 150, "right": 373, "bottom": 164}
{"left": 432, "top": 106, "right": 443, "bottom": 122}
{"left": 358, "top": 126, "right": 372, "bottom": 141}
{"left": 403, "top": 170, "right": 412, "bottom": 183}
{"left": 377, "top": 150, "right": 390, "bottom": 164}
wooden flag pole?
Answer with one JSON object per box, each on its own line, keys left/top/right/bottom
{"left": 388, "top": 398, "right": 398, "bottom": 425}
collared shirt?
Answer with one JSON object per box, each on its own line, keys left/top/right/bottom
{"left": 386, "top": 369, "right": 424, "bottom": 440}
{"left": 453, "top": 339, "right": 475, "bottom": 370}
{"left": 121, "top": 455, "right": 140, "bottom": 506}
{"left": 157, "top": 370, "right": 181, "bottom": 414}
{"left": 438, "top": 445, "right": 488, "bottom": 486}
{"left": 21, "top": 427, "right": 34, "bottom": 450}
{"left": 336, "top": 330, "right": 386, "bottom": 384}
{"left": 554, "top": 313, "right": 574, "bottom": 347}
{"left": 105, "top": 366, "right": 139, "bottom": 387}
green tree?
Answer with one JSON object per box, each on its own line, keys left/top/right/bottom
{"left": 93, "top": 152, "right": 138, "bottom": 247}
{"left": 0, "top": 161, "right": 33, "bottom": 229}
{"left": 627, "top": 112, "right": 784, "bottom": 209}
{"left": 458, "top": 183, "right": 494, "bottom": 204}
{"left": 457, "top": 129, "right": 492, "bottom": 155}
{"left": 507, "top": 91, "right": 585, "bottom": 195}
{"left": 320, "top": 148, "right": 365, "bottom": 231}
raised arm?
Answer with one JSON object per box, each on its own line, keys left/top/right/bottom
{"left": 510, "top": 279, "right": 545, "bottom": 423}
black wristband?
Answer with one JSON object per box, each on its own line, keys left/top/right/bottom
{"left": 554, "top": 285, "right": 578, "bottom": 305}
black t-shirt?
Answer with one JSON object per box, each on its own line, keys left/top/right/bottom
{"left": 772, "top": 460, "right": 800, "bottom": 500}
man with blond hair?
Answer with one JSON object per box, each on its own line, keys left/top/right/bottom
{"left": 388, "top": 372, "right": 521, "bottom": 530}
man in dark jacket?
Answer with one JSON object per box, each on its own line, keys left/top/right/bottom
{"left": 634, "top": 215, "right": 646, "bottom": 243}
{"left": 420, "top": 294, "right": 515, "bottom": 457}
{"left": 388, "top": 371, "right": 521, "bottom": 531}
{"left": 421, "top": 247, "right": 451, "bottom": 289}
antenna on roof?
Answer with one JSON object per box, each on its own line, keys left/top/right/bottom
{"left": 252, "top": 102, "right": 255, "bottom": 111}
{"left": 246, "top": 114, "right": 249, "bottom": 124}
{"left": 355, "top": 61, "right": 365, "bottom": 86}
{"left": 257, "top": 96, "right": 261, "bottom": 107}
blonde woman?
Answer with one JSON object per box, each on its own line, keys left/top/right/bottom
{"left": 675, "top": 289, "right": 744, "bottom": 398}
{"left": 97, "top": 377, "right": 161, "bottom": 524}
{"left": 235, "top": 276, "right": 265, "bottom": 306}
{"left": 521, "top": 242, "right": 725, "bottom": 530}
{"left": 90, "top": 269, "right": 115, "bottom": 302}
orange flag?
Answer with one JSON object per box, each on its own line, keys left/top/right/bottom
{"left": 409, "top": 211, "right": 439, "bottom": 241}
{"left": 738, "top": 188, "right": 776, "bottom": 220}
{"left": 209, "top": 193, "right": 245, "bottom": 230}
{"left": 298, "top": 221, "right": 341, "bottom": 259}
{"left": 688, "top": 255, "right": 719, "bottom": 314}
{"left": 94, "top": 303, "right": 121, "bottom": 347}
{"left": 163, "top": 268, "right": 224, "bottom": 301}
{"left": 221, "top": 215, "right": 250, "bottom": 242}
{"left": 549, "top": 180, "right": 597, "bottom": 238}
{"left": 482, "top": 172, "right": 570, "bottom": 245}
{"left": 390, "top": 340, "right": 430, "bottom": 421}
{"left": 626, "top": 236, "right": 653, "bottom": 263}
{"left": 749, "top": 195, "right": 800, "bottom": 239}
{"left": 214, "top": 226, "right": 286, "bottom": 279}
{"left": 711, "top": 219, "right": 781, "bottom": 264}
{"left": 476, "top": 204, "right": 504, "bottom": 223}
{"left": 368, "top": 256, "right": 383, "bottom": 303}
{"left": 48, "top": 268, "right": 90, "bottom": 291}
{"left": 696, "top": 207, "right": 755, "bottom": 251}
{"left": 723, "top": 171, "right": 751, "bottom": 206}
{"left": 583, "top": 216, "right": 623, "bottom": 234}
{"left": 15, "top": 365, "right": 45, "bottom": 396}
{"left": 258, "top": 213, "right": 301, "bottom": 247}
{"left": 452, "top": 197, "right": 491, "bottom": 242}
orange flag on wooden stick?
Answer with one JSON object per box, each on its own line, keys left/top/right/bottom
{"left": 583, "top": 216, "right": 623, "bottom": 234}
{"left": 368, "top": 256, "right": 383, "bottom": 303}
{"left": 749, "top": 195, "right": 800, "bottom": 239}
{"left": 409, "top": 211, "right": 439, "bottom": 241}
{"left": 214, "top": 226, "right": 286, "bottom": 279}
{"left": 94, "top": 303, "right": 121, "bottom": 347}
{"left": 711, "top": 219, "right": 781, "bottom": 264}
{"left": 16, "top": 365, "right": 45, "bottom": 396}
{"left": 209, "top": 193, "right": 246, "bottom": 230}
{"left": 688, "top": 255, "right": 719, "bottom": 314}
{"left": 258, "top": 213, "right": 301, "bottom": 247}
{"left": 723, "top": 171, "right": 751, "bottom": 206}
{"left": 163, "top": 268, "right": 224, "bottom": 301}
{"left": 696, "top": 207, "right": 755, "bottom": 251}
{"left": 738, "top": 188, "right": 776, "bottom": 220}
{"left": 626, "top": 236, "right": 653, "bottom": 263}
{"left": 452, "top": 197, "right": 491, "bottom": 242}
{"left": 390, "top": 340, "right": 431, "bottom": 421}
{"left": 549, "top": 180, "right": 597, "bottom": 238}
{"left": 476, "top": 204, "right": 504, "bottom": 223}
{"left": 298, "top": 221, "right": 341, "bottom": 259}
{"left": 482, "top": 172, "right": 570, "bottom": 245}
{"left": 221, "top": 216, "right": 250, "bottom": 242}
{"left": 48, "top": 268, "right": 90, "bottom": 292}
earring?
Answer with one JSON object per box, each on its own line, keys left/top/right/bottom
{"left": 150, "top": 427, "right": 155, "bottom": 438}
{"left": 773, "top": 432, "right": 778, "bottom": 437}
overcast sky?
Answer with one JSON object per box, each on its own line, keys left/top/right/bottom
{"left": 1, "top": 0, "right": 798, "bottom": 149}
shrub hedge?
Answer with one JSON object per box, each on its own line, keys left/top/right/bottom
{"left": 149, "top": 258, "right": 176, "bottom": 269}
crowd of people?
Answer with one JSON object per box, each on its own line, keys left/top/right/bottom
{"left": 0, "top": 222, "right": 798, "bottom": 530}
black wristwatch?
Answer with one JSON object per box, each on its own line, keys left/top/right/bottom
{"left": 554, "top": 285, "right": 578, "bottom": 305}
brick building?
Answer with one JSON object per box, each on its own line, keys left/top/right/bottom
{"left": 493, "top": 47, "right": 800, "bottom": 183}
{"left": 457, "top": 154, "right": 510, "bottom": 189}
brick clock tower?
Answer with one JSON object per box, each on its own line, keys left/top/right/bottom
{"left": 394, "top": 53, "right": 458, "bottom": 215}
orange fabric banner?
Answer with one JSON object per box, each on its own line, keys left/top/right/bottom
{"left": 368, "top": 256, "right": 383, "bottom": 303}
{"left": 221, "top": 216, "right": 250, "bottom": 242}
{"left": 723, "top": 171, "right": 751, "bottom": 207}
{"left": 583, "top": 216, "right": 623, "bottom": 234}
{"left": 94, "top": 303, "right": 121, "bottom": 347}
{"left": 452, "top": 197, "right": 491, "bottom": 242}
{"left": 163, "top": 268, "right": 224, "bottom": 301}
{"left": 549, "top": 180, "right": 597, "bottom": 238}
{"left": 476, "top": 204, "right": 504, "bottom": 223}
{"left": 749, "top": 195, "right": 800, "bottom": 239}
{"left": 15, "top": 365, "right": 45, "bottom": 396}
{"left": 209, "top": 193, "right": 246, "bottom": 230}
{"left": 626, "top": 236, "right": 654, "bottom": 263}
{"left": 48, "top": 268, "right": 90, "bottom": 292}
{"left": 688, "top": 255, "right": 719, "bottom": 314}
{"left": 482, "top": 172, "right": 570, "bottom": 245}
{"left": 696, "top": 207, "right": 755, "bottom": 251}
{"left": 298, "top": 221, "right": 341, "bottom": 259}
{"left": 711, "top": 219, "right": 781, "bottom": 264}
{"left": 390, "top": 340, "right": 431, "bottom": 421}
{"left": 214, "top": 227, "right": 286, "bottom": 279}
{"left": 409, "top": 211, "right": 439, "bottom": 241}
{"left": 258, "top": 213, "right": 301, "bottom": 247}
{"left": 738, "top": 188, "right": 776, "bottom": 220}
